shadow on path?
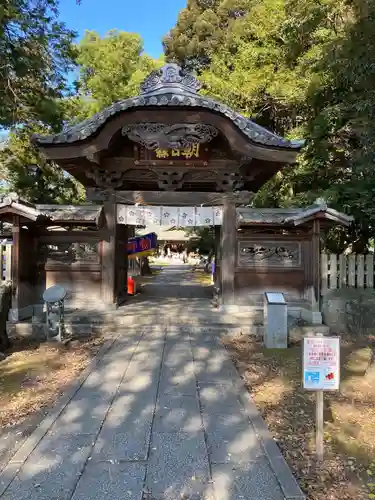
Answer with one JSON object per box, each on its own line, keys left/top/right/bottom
{"left": 0, "top": 265, "right": 304, "bottom": 500}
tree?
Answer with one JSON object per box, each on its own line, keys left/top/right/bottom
{"left": 186, "top": 227, "right": 216, "bottom": 269}
{"left": 165, "top": 0, "right": 375, "bottom": 251}
{"left": 296, "top": 2, "right": 375, "bottom": 252}
{"left": 163, "top": 0, "right": 252, "bottom": 72}
{"left": 0, "top": 0, "right": 77, "bottom": 130}
{"left": 1, "top": 29, "right": 163, "bottom": 204}
{"left": 0, "top": 126, "right": 85, "bottom": 204}
{"left": 66, "top": 30, "right": 164, "bottom": 118}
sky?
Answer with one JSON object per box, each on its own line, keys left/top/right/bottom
{"left": 1, "top": 0, "right": 186, "bottom": 136}
{"left": 59, "top": 0, "right": 187, "bottom": 58}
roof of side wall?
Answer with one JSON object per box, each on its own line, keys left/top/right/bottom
{"left": 237, "top": 204, "right": 354, "bottom": 227}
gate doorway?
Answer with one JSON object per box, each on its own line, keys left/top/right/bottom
{"left": 33, "top": 63, "right": 303, "bottom": 313}
{"left": 119, "top": 203, "right": 220, "bottom": 303}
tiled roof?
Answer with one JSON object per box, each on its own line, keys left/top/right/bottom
{"left": 238, "top": 204, "right": 354, "bottom": 226}
{"left": 36, "top": 205, "right": 102, "bottom": 223}
{"left": 0, "top": 194, "right": 102, "bottom": 224}
{"left": 34, "top": 64, "right": 304, "bottom": 151}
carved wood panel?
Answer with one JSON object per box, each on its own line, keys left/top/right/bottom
{"left": 121, "top": 123, "right": 218, "bottom": 151}
{"left": 238, "top": 240, "right": 302, "bottom": 268}
{"left": 38, "top": 242, "right": 101, "bottom": 265}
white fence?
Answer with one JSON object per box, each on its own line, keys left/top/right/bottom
{"left": 321, "top": 253, "right": 375, "bottom": 292}
{"left": 0, "top": 244, "right": 12, "bottom": 282}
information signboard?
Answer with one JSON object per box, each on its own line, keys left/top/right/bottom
{"left": 303, "top": 336, "right": 340, "bottom": 391}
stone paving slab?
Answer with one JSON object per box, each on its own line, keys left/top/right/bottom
{"left": 154, "top": 395, "right": 202, "bottom": 433}
{"left": 91, "top": 421, "right": 153, "bottom": 462}
{"left": 144, "top": 431, "right": 211, "bottom": 500}
{"left": 0, "top": 266, "right": 305, "bottom": 500}
{"left": 211, "top": 460, "right": 285, "bottom": 500}
{"left": 71, "top": 462, "right": 145, "bottom": 500}
{"left": 202, "top": 412, "right": 265, "bottom": 464}
{"left": 1, "top": 434, "right": 93, "bottom": 500}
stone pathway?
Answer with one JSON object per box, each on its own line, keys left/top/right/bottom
{"left": 0, "top": 265, "right": 304, "bottom": 499}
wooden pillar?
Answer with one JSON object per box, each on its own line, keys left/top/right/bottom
{"left": 10, "top": 215, "right": 20, "bottom": 319}
{"left": 214, "top": 225, "right": 220, "bottom": 287}
{"left": 311, "top": 219, "right": 321, "bottom": 304}
{"left": 115, "top": 223, "right": 129, "bottom": 306}
{"left": 220, "top": 199, "right": 236, "bottom": 306}
{"left": 101, "top": 192, "right": 117, "bottom": 306}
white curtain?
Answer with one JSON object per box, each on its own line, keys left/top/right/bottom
{"left": 117, "top": 205, "right": 223, "bottom": 226}
{"left": 161, "top": 206, "right": 179, "bottom": 226}
{"left": 178, "top": 207, "right": 196, "bottom": 227}
{"left": 144, "top": 206, "right": 161, "bottom": 225}
{"left": 195, "top": 206, "right": 214, "bottom": 226}
{"left": 126, "top": 207, "right": 145, "bottom": 225}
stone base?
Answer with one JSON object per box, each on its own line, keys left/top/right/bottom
{"left": 8, "top": 305, "right": 34, "bottom": 322}
{"left": 218, "top": 304, "right": 243, "bottom": 314}
{"left": 301, "top": 308, "right": 323, "bottom": 325}
{"left": 219, "top": 303, "right": 323, "bottom": 325}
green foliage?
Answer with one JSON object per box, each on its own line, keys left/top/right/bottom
{"left": 166, "top": 0, "right": 375, "bottom": 251}
{"left": 185, "top": 227, "right": 216, "bottom": 255}
{"left": 2, "top": 27, "right": 162, "bottom": 204}
{"left": 0, "top": 0, "right": 77, "bottom": 130}
{"left": 0, "top": 127, "right": 85, "bottom": 204}
{"left": 65, "top": 30, "right": 164, "bottom": 118}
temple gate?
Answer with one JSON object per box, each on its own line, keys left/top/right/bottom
{"left": 0, "top": 64, "right": 353, "bottom": 321}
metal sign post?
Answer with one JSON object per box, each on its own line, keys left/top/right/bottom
{"left": 303, "top": 333, "right": 340, "bottom": 462}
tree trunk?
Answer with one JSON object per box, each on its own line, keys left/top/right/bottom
{"left": 139, "top": 257, "right": 152, "bottom": 276}
{"left": 204, "top": 249, "right": 215, "bottom": 273}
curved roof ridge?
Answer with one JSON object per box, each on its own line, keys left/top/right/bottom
{"left": 35, "top": 64, "right": 304, "bottom": 151}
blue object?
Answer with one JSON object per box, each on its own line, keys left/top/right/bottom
{"left": 127, "top": 232, "right": 158, "bottom": 258}
{"left": 304, "top": 371, "right": 320, "bottom": 384}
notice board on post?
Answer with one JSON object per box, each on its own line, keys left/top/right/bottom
{"left": 303, "top": 336, "right": 340, "bottom": 391}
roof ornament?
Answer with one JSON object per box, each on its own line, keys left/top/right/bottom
{"left": 1, "top": 192, "right": 20, "bottom": 204}
{"left": 314, "top": 197, "right": 328, "bottom": 209}
{"left": 140, "top": 63, "right": 202, "bottom": 95}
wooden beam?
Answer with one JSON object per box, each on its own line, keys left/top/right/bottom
{"left": 38, "top": 231, "right": 102, "bottom": 243}
{"left": 86, "top": 188, "right": 253, "bottom": 206}
{"left": 220, "top": 199, "right": 237, "bottom": 306}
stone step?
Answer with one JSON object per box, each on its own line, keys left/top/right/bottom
{"left": 8, "top": 316, "right": 328, "bottom": 344}
{"left": 7, "top": 321, "right": 263, "bottom": 340}
{"left": 54, "top": 315, "right": 264, "bottom": 329}
{"left": 6, "top": 301, "right": 326, "bottom": 342}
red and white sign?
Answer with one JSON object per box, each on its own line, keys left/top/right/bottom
{"left": 303, "top": 337, "right": 340, "bottom": 390}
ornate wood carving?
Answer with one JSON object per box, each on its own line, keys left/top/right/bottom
{"left": 86, "top": 166, "right": 126, "bottom": 189}
{"left": 121, "top": 123, "right": 218, "bottom": 150}
{"left": 39, "top": 242, "right": 100, "bottom": 265}
{"left": 216, "top": 172, "right": 245, "bottom": 192}
{"left": 238, "top": 240, "right": 302, "bottom": 268}
{"left": 157, "top": 171, "right": 186, "bottom": 190}
{"left": 85, "top": 163, "right": 250, "bottom": 192}
{"left": 140, "top": 63, "right": 202, "bottom": 94}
